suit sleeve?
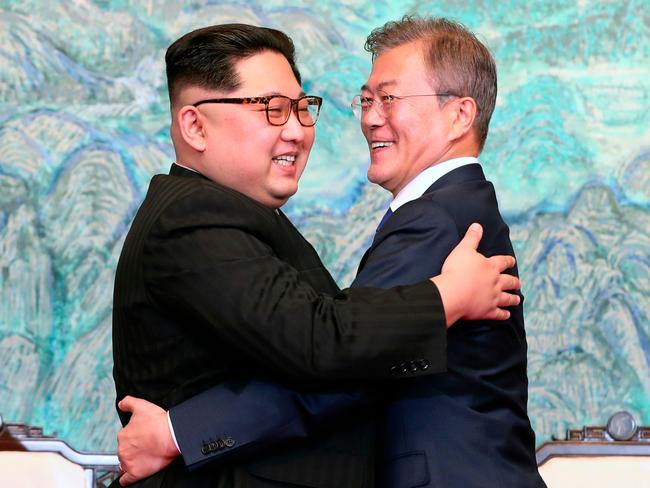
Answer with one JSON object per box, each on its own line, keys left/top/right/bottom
{"left": 143, "top": 188, "right": 447, "bottom": 381}
{"left": 169, "top": 379, "right": 373, "bottom": 470}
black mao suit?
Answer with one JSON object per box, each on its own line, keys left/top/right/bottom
{"left": 111, "top": 164, "right": 448, "bottom": 487}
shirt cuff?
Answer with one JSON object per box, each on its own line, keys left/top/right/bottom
{"left": 167, "top": 410, "right": 181, "bottom": 454}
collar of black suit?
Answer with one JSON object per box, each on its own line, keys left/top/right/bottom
{"left": 423, "top": 163, "right": 486, "bottom": 194}
{"left": 169, "top": 162, "right": 205, "bottom": 179}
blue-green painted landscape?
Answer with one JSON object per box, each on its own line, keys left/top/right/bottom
{"left": 0, "top": 0, "right": 648, "bottom": 452}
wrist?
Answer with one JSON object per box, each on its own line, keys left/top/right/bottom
{"left": 164, "top": 411, "right": 181, "bottom": 457}
{"left": 430, "top": 275, "right": 460, "bottom": 327}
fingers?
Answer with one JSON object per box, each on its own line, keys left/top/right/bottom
{"left": 119, "top": 472, "right": 137, "bottom": 486}
{"left": 458, "top": 222, "right": 483, "bottom": 250}
{"left": 498, "top": 274, "right": 521, "bottom": 293}
{"left": 119, "top": 395, "right": 155, "bottom": 414}
{"left": 119, "top": 396, "right": 165, "bottom": 416}
{"left": 496, "top": 290, "right": 520, "bottom": 308}
{"left": 488, "top": 254, "right": 516, "bottom": 273}
{"left": 117, "top": 426, "right": 127, "bottom": 446}
{"left": 118, "top": 395, "right": 137, "bottom": 413}
{"left": 489, "top": 308, "right": 511, "bottom": 321}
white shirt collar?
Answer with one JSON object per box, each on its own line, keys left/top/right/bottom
{"left": 390, "top": 157, "right": 479, "bottom": 212}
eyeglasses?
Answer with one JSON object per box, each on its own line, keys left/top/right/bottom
{"left": 351, "top": 92, "right": 456, "bottom": 119}
{"left": 192, "top": 95, "right": 323, "bottom": 127}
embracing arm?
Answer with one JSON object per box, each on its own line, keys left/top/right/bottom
{"left": 116, "top": 383, "right": 371, "bottom": 484}
{"left": 117, "top": 222, "right": 520, "bottom": 484}
{"left": 143, "top": 189, "right": 449, "bottom": 382}
{"left": 167, "top": 223, "right": 519, "bottom": 466}
{"left": 143, "top": 189, "right": 518, "bottom": 381}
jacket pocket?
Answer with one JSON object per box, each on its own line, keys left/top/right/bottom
{"left": 245, "top": 450, "right": 368, "bottom": 488}
{"left": 383, "top": 451, "right": 429, "bottom": 488}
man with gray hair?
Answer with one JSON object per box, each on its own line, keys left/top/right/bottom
{"left": 114, "top": 17, "right": 543, "bottom": 488}
{"left": 349, "top": 16, "right": 545, "bottom": 487}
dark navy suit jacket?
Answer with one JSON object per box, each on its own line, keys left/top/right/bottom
{"left": 165, "top": 164, "right": 545, "bottom": 487}
{"left": 351, "top": 164, "right": 545, "bottom": 487}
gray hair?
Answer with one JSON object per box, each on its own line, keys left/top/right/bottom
{"left": 366, "top": 16, "right": 497, "bottom": 152}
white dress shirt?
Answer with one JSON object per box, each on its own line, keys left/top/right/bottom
{"left": 389, "top": 157, "right": 479, "bottom": 212}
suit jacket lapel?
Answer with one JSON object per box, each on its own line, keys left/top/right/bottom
{"left": 356, "top": 248, "right": 371, "bottom": 276}
{"left": 356, "top": 163, "right": 486, "bottom": 277}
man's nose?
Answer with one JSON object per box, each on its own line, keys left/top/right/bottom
{"left": 280, "top": 109, "right": 306, "bottom": 141}
{"left": 361, "top": 102, "right": 386, "bottom": 129}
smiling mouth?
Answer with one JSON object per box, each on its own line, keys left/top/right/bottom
{"left": 272, "top": 155, "right": 296, "bottom": 166}
{"left": 371, "top": 141, "right": 394, "bottom": 149}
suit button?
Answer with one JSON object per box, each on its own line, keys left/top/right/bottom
{"left": 399, "top": 362, "right": 409, "bottom": 374}
{"left": 217, "top": 438, "right": 225, "bottom": 449}
{"left": 224, "top": 437, "right": 235, "bottom": 448}
{"left": 208, "top": 441, "right": 217, "bottom": 452}
{"left": 418, "top": 359, "right": 430, "bottom": 370}
{"left": 201, "top": 444, "right": 210, "bottom": 455}
{"left": 409, "top": 361, "right": 418, "bottom": 373}
{"left": 390, "top": 365, "right": 399, "bottom": 375}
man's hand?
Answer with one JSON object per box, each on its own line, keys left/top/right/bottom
{"left": 432, "top": 223, "right": 521, "bottom": 327}
{"left": 117, "top": 396, "right": 180, "bottom": 486}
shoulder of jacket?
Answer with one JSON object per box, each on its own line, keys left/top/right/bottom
{"left": 153, "top": 174, "right": 268, "bottom": 212}
{"left": 148, "top": 174, "right": 277, "bottom": 233}
{"left": 379, "top": 198, "right": 455, "bottom": 236}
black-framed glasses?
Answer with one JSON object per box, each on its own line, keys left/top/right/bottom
{"left": 351, "top": 92, "right": 457, "bottom": 119}
{"left": 193, "top": 95, "right": 323, "bottom": 127}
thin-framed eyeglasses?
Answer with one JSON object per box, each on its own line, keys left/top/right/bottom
{"left": 192, "top": 95, "right": 323, "bottom": 127}
{"left": 351, "top": 92, "right": 457, "bottom": 119}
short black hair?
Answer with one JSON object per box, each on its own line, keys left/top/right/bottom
{"left": 165, "top": 23, "right": 301, "bottom": 105}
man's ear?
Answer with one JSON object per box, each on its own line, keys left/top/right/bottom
{"left": 177, "top": 106, "right": 206, "bottom": 152}
{"left": 449, "top": 97, "right": 477, "bottom": 141}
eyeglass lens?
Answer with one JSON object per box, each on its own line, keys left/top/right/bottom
{"left": 351, "top": 95, "right": 389, "bottom": 119}
{"left": 268, "top": 97, "right": 321, "bottom": 126}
